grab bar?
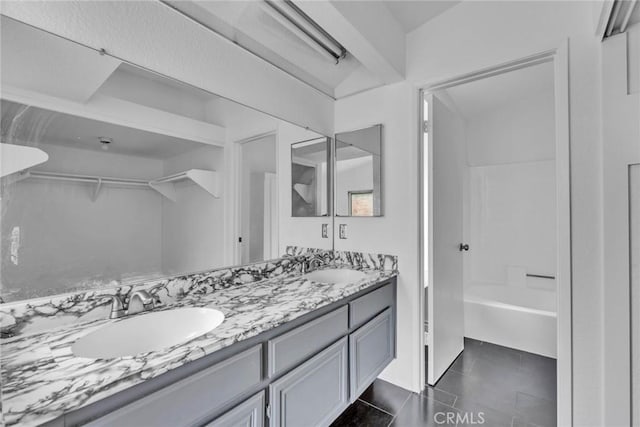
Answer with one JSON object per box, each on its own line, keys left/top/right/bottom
{"left": 526, "top": 274, "right": 556, "bottom": 280}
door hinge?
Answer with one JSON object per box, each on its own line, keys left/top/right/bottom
{"left": 423, "top": 120, "right": 429, "bottom": 133}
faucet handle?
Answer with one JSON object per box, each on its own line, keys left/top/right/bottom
{"left": 128, "top": 288, "right": 161, "bottom": 314}
{"left": 89, "top": 294, "right": 125, "bottom": 319}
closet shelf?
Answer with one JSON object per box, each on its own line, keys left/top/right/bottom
{"left": 0, "top": 144, "right": 48, "bottom": 178}
{"left": 17, "top": 168, "right": 220, "bottom": 202}
{"left": 149, "top": 169, "right": 220, "bottom": 202}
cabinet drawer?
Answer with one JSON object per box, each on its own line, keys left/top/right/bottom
{"left": 268, "top": 306, "right": 348, "bottom": 377}
{"left": 349, "top": 308, "right": 395, "bottom": 400}
{"left": 87, "top": 345, "right": 262, "bottom": 427}
{"left": 349, "top": 283, "right": 394, "bottom": 329}
{"left": 269, "top": 337, "right": 349, "bottom": 427}
{"left": 205, "top": 391, "right": 264, "bottom": 427}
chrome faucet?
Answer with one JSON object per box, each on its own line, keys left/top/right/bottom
{"left": 127, "top": 289, "right": 160, "bottom": 315}
{"left": 301, "top": 255, "right": 325, "bottom": 274}
{"left": 92, "top": 287, "right": 162, "bottom": 319}
{"left": 95, "top": 295, "right": 126, "bottom": 319}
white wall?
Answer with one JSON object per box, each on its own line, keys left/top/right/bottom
{"left": 334, "top": 82, "right": 419, "bottom": 392}
{"left": 465, "top": 90, "right": 556, "bottom": 166}
{"left": 462, "top": 91, "right": 556, "bottom": 290}
{"left": 467, "top": 161, "right": 556, "bottom": 288}
{"left": 0, "top": 145, "right": 163, "bottom": 300}
{"left": 277, "top": 121, "right": 333, "bottom": 253}
{"left": 406, "top": 3, "right": 603, "bottom": 424}
{"left": 161, "top": 145, "right": 225, "bottom": 275}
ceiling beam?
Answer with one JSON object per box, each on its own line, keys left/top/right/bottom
{"left": 3, "top": 85, "right": 227, "bottom": 147}
{"left": 295, "top": 1, "right": 406, "bottom": 85}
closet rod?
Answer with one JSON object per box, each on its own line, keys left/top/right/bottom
{"left": 21, "top": 171, "right": 149, "bottom": 187}
{"left": 526, "top": 273, "right": 556, "bottom": 280}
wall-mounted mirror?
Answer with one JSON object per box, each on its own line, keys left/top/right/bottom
{"left": 0, "top": 16, "right": 331, "bottom": 302}
{"left": 291, "top": 137, "right": 331, "bottom": 217}
{"left": 334, "top": 124, "right": 383, "bottom": 217}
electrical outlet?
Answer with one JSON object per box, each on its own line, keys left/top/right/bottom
{"left": 339, "top": 224, "right": 347, "bottom": 239}
{"left": 321, "top": 223, "right": 328, "bottom": 238}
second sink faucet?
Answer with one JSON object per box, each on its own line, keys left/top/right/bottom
{"left": 301, "top": 255, "right": 325, "bottom": 274}
{"left": 127, "top": 289, "right": 159, "bottom": 315}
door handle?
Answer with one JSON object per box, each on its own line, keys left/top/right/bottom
{"left": 459, "top": 243, "right": 469, "bottom": 252}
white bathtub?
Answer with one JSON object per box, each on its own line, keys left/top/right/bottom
{"left": 464, "top": 283, "right": 557, "bottom": 358}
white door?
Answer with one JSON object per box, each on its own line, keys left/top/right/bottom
{"left": 427, "top": 93, "right": 466, "bottom": 385}
{"left": 237, "top": 134, "right": 277, "bottom": 264}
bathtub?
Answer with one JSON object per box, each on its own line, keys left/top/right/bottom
{"left": 464, "top": 283, "right": 557, "bottom": 358}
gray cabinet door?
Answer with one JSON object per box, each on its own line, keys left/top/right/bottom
{"left": 86, "top": 346, "right": 262, "bottom": 427}
{"left": 349, "top": 307, "right": 395, "bottom": 400}
{"left": 205, "top": 391, "right": 264, "bottom": 427}
{"left": 269, "top": 337, "right": 348, "bottom": 427}
{"left": 268, "top": 306, "right": 348, "bottom": 378}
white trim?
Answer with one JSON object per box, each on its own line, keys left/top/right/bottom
{"left": 421, "top": 50, "right": 555, "bottom": 93}
{"left": 553, "top": 40, "right": 573, "bottom": 427}
{"left": 417, "top": 44, "right": 573, "bottom": 427}
{"left": 232, "top": 131, "right": 279, "bottom": 265}
{"left": 263, "top": 172, "right": 279, "bottom": 259}
{"left": 417, "top": 88, "right": 427, "bottom": 393}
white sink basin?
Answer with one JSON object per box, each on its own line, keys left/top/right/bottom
{"left": 303, "top": 268, "right": 367, "bottom": 284}
{"left": 72, "top": 307, "right": 225, "bottom": 359}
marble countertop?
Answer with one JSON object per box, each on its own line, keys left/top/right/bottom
{"left": 1, "top": 268, "right": 397, "bottom": 426}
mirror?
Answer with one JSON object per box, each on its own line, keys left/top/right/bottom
{"left": 290, "top": 137, "right": 331, "bottom": 217}
{"left": 0, "top": 16, "right": 330, "bottom": 302}
{"left": 334, "top": 124, "right": 383, "bottom": 217}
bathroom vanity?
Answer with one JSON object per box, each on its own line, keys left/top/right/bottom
{"left": 1, "top": 255, "right": 397, "bottom": 427}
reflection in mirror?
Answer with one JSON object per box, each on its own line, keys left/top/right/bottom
{"left": 239, "top": 133, "right": 277, "bottom": 264}
{"left": 1, "top": 98, "right": 225, "bottom": 302}
{"left": 0, "top": 16, "right": 330, "bottom": 302}
{"left": 291, "top": 137, "right": 331, "bottom": 217}
{"left": 334, "top": 124, "right": 383, "bottom": 217}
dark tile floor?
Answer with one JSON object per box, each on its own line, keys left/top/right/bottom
{"left": 331, "top": 338, "right": 557, "bottom": 427}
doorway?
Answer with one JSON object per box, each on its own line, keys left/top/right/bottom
{"left": 419, "top": 48, "right": 571, "bottom": 426}
{"left": 236, "top": 132, "right": 278, "bottom": 264}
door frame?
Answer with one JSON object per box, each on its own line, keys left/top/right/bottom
{"left": 232, "top": 131, "right": 279, "bottom": 265}
{"left": 417, "top": 42, "right": 572, "bottom": 426}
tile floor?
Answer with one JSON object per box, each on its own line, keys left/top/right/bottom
{"left": 331, "top": 338, "right": 557, "bottom": 427}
